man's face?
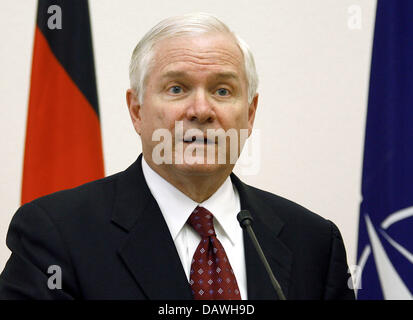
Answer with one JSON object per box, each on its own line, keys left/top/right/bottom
{"left": 127, "top": 32, "right": 258, "bottom": 179}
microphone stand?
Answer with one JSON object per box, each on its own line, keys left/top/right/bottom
{"left": 237, "top": 210, "right": 286, "bottom": 300}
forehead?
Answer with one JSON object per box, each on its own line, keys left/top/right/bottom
{"left": 150, "top": 33, "right": 246, "bottom": 79}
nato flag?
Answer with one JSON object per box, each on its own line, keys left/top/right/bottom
{"left": 356, "top": 0, "right": 413, "bottom": 299}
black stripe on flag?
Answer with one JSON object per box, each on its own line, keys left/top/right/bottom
{"left": 35, "top": 0, "right": 100, "bottom": 118}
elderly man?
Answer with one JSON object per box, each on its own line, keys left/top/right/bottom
{"left": 0, "top": 13, "right": 354, "bottom": 300}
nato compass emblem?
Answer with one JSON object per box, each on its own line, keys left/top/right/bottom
{"left": 356, "top": 206, "right": 413, "bottom": 299}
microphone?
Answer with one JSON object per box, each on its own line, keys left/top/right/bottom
{"left": 237, "top": 210, "right": 286, "bottom": 300}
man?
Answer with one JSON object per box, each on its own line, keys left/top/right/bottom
{"left": 0, "top": 13, "right": 354, "bottom": 300}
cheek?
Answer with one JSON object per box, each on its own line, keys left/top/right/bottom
{"left": 142, "top": 101, "right": 182, "bottom": 132}
{"left": 221, "top": 106, "right": 249, "bottom": 130}
{"left": 158, "top": 101, "right": 187, "bottom": 127}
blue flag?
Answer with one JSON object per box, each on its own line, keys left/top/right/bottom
{"left": 356, "top": 0, "right": 413, "bottom": 299}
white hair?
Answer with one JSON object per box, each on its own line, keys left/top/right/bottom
{"left": 129, "top": 12, "right": 259, "bottom": 104}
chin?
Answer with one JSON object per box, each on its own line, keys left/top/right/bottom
{"left": 173, "top": 160, "right": 228, "bottom": 177}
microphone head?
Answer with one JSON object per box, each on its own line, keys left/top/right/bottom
{"left": 237, "top": 210, "right": 254, "bottom": 229}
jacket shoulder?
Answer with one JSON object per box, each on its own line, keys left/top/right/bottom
{"left": 244, "top": 183, "right": 331, "bottom": 231}
{"left": 28, "top": 171, "right": 124, "bottom": 222}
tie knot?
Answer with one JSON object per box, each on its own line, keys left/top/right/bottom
{"left": 187, "top": 206, "right": 216, "bottom": 238}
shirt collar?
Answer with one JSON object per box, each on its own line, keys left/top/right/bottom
{"left": 141, "top": 156, "right": 240, "bottom": 244}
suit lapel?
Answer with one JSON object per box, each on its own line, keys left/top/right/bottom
{"left": 109, "top": 155, "right": 291, "bottom": 300}
{"left": 111, "top": 155, "right": 192, "bottom": 299}
{"left": 231, "top": 174, "right": 293, "bottom": 300}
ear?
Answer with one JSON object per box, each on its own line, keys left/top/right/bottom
{"left": 247, "top": 93, "right": 259, "bottom": 137}
{"left": 126, "top": 89, "right": 142, "bottom": 135}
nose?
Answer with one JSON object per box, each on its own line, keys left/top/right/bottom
{"left": 185, "top": 89, "right": 215, "bottom": 124}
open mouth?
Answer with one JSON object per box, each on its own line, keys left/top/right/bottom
{"left": 183, "top": 136, "right": 216, "bottom": 144}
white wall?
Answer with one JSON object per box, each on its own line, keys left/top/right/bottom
{"left": 0, "top": 0, "right": 377, "bottom": 272}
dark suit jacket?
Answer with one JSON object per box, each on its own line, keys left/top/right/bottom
{"left": 0, "top": 155, "right": 354, "bottom": 300}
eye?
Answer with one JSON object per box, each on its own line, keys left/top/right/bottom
{"left": 216, "top": 88, "right": 230, "bottom": 96}
{"left": 168, "top": 85, "right": 183, "bottom": 94}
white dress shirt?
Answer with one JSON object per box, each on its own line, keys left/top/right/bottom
{"left": 141, "top": 157, "right": 248, "bottom": 300}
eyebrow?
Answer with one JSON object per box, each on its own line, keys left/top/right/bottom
{"left": 161, "top": 71, "right": 240, "bottom": 81}
{"left": 161, "top": 71, "right": 187, "bottom": 80}
{"left": 212, "top": 72, "right": 240, "bottom": 81}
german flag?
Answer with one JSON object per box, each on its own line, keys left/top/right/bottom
{"left": 21, "top": 0, "right": 104, "bottom": 204}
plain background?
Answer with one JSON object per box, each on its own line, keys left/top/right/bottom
{"left": 0, "top": 0, "right": 377, "bottom": 273}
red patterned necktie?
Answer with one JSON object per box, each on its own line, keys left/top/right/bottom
{"left": 187, "top": 206, "right": 241, "bottom": 300}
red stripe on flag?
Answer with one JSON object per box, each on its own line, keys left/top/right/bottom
{"left": 21, "top": 27, "right": 104, "bottom": 205}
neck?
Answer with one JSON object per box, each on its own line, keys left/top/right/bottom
{"left": 144, "top": 156, "right": 233, "bottom": 203}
